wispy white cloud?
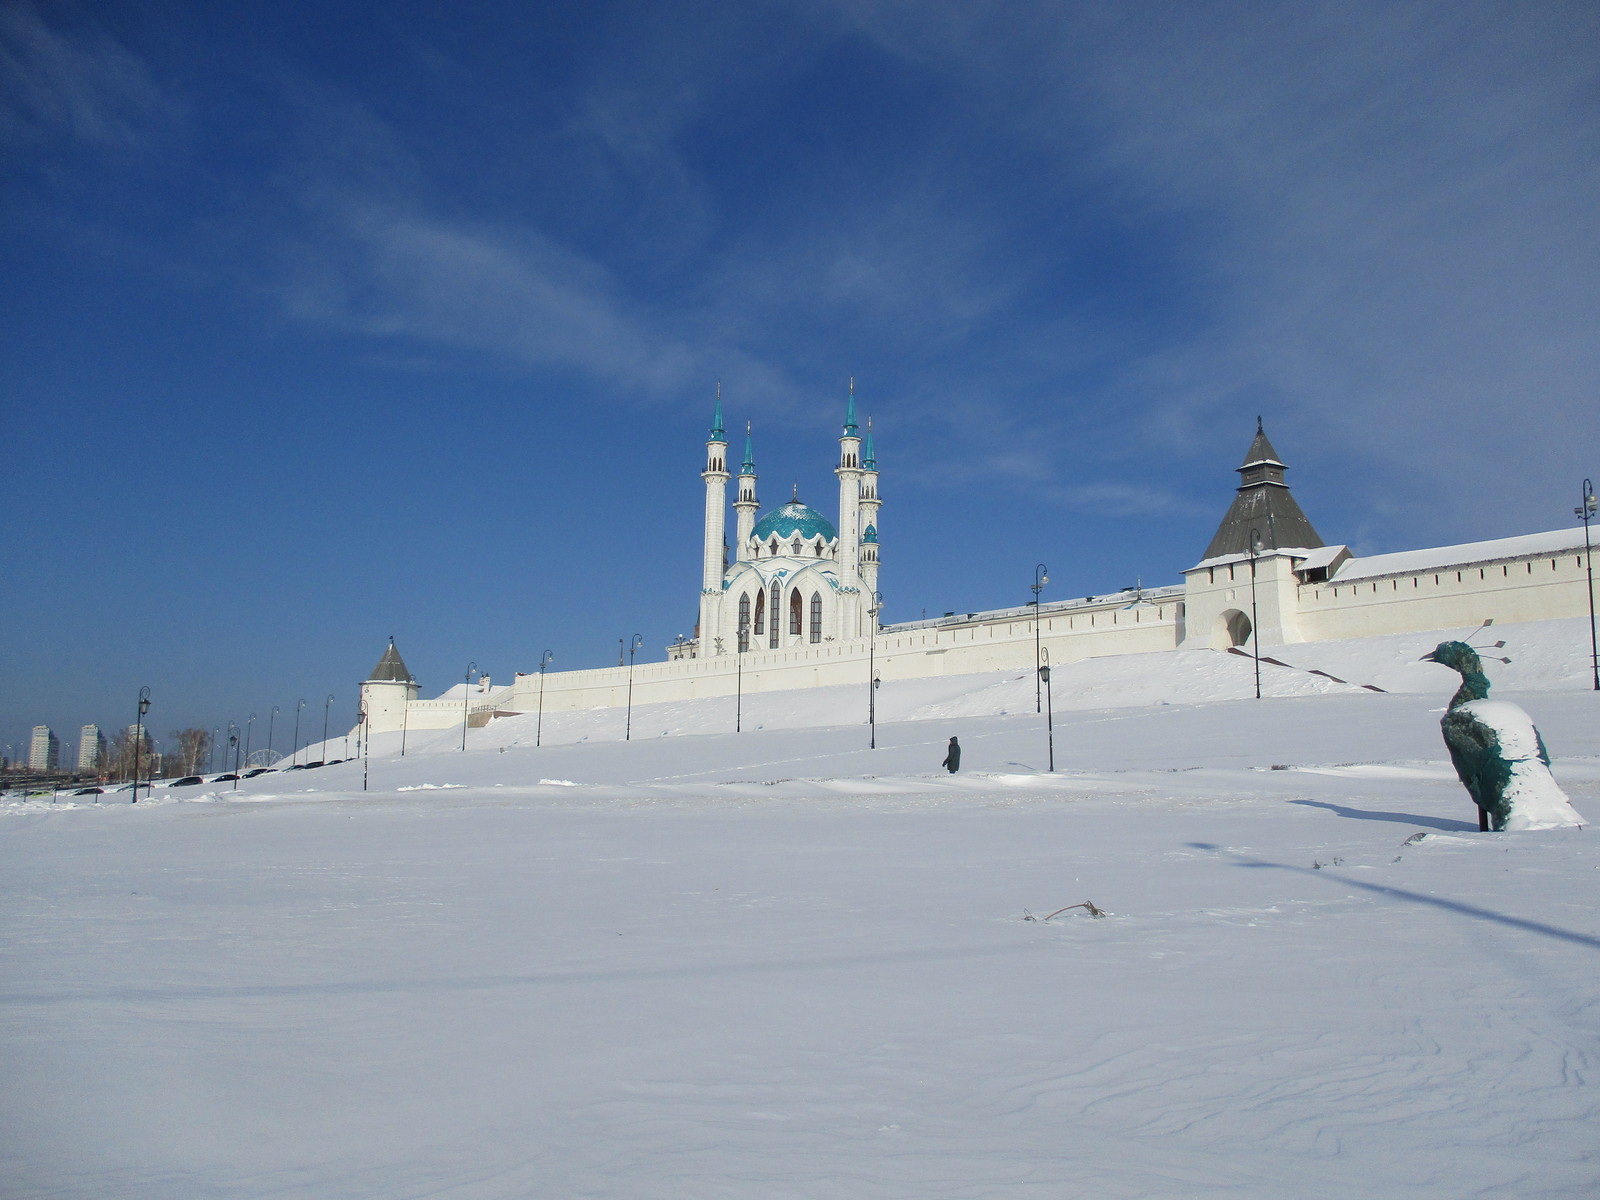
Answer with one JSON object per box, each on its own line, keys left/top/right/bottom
{"left": 820, "top": 0, "right": 1600, "bottom": 542}
{"left": 1077, "top": 3, "right": 1600, "bottom": 537}
{"left": 255, "top": 82, "right": 813, "bottom": 417}
{"left": 274, "top": 196, "right": 687, "bottom": 391}
{"left": 0, "top": 3, "right": 172, "bottom": 146}
{"left": 181, "top": 0, "right": 1600, "bottom": 546}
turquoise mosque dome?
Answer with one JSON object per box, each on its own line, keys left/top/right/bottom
{"left": 751, "top": 499, "right": 838, "bottom": 544}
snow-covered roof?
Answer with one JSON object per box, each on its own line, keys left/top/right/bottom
{"left": 1295, "top": 544, "right": 1350, "bottom": 575}
{"left": 884, "top": 584, "right": 1185, "bottom": 632}
{"left": 1189, "top": 546, "right": 1321, "bottom": 571}
{"left": 1331, "top": 528, "right": 1591, "bottom": 583}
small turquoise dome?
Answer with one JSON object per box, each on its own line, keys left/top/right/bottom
{"left": 752, "top": 500, "right": 837, "bottom": 543}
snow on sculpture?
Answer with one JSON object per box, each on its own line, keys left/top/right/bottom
{"left": 1420, "top": 640, "right": 1584, "bottom": 831}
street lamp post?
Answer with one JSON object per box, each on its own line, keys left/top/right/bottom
{"left": 1248, "top": 528, "right": 1262, "bottom": 701}
{"left": 360, "top": 696, "right": 369, "bottom": 792}
{"left": 625, "top": 635, "right": 643, "bottom": 741}
{"left": 537, "top": 650, "right": 554, "bottom": 747}
{"left": 132, "top": 686, "right": 151, "bottom": 802}
{"left": 1032, "top": 564, "right": 1049, "bottom": 713}
{"left": 868, "top": 591, "right": 883, "bottom": 748}
{"left": 228, "top": 730, "right": 239, "bottom": 790}
{"left": 244, "top": 713, "right": 256, "bottom": 768}
{"left": 735, "top": 616, "right": 749, "bottom": 733}
{"left": 461, "top": 662, "right": 477, "bottom": 752}
{"left": 1578, "top": 479, "right": 1599, "bottom": 691}
{"left": 292, "top": 699, "right": 305, "bottom": 766}
{"left": 209, "top": 726, "right": 219, "bottom": 773}
{"left": 1039, "top": 646, "right": 1054, "bottom": 772}
{"left": 322, "top": 695, "right": 333, "bottom": 762}
{"left": 267, "top": 706, "right": 279, "bottom": 763}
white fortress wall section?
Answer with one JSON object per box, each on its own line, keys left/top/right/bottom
{"left": 377, "top": 590, "right": 1187, "bottom": 731}
{"left": 370, "top": 527, "right": 1592, "bottom": 735}
{"left": 1293, "top": 529, "right": 1595, "bottom": 642}
{"left": 1181, "top": 550, "right": 1308, "bottom": 650}
{"left": 366, "top": 524, "right": 1587, "bottom": 732}
{"left": 1182, "top": 528, "right": 1594, "bottom": 651}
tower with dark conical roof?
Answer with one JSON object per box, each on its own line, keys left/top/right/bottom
{"left": 360, "top": 637, "right": 420, "bottom": 736}
{"left": 1202, "top": 418, "right": 1324, "bottom": 559}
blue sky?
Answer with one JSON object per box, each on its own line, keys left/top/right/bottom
{"left": 4, "top": 0, "right": 1597, "bottom": 761}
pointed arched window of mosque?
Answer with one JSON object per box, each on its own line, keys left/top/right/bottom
{"left": 791, "top": 538, "right": 801, "bottom": 555}
{"left": 769, "top": 538, "right": 778, "bottom": 556}
{"left": 770, "top": 582, "right": 781, "bottom": 648}
{"left": 753, "top": 589, "right": 764, "bottom": 635}
{"left": 738, "top": 594, "right": 751, "bottom": 651}
{"left": 790, "top": 589, "right": 803, "bottom": 635}
{"left": 809, "top": 593, "right": 822, "bottom": 643}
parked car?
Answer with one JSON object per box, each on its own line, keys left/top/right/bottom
{"left": 171, "top": 776, "right": 204, "bottom": 787}
{"left": 242, "top": 768, "right": 274, "bottom": 778}
{"left": 213, "top": 773, "right": 239, "bottom": 782}
{"left": 300, "top": 761, "right": 325, "bottom": 769}
{"left": 72, "top": 786, "right": 104, "bottom": 795}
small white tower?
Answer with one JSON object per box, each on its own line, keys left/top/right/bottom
{"left": 859, "top": 416, "right": 881, "bottom": 600}
{"left": 699, "top": 387, "right": 731, "bottom": 649}
{"left": 734, "top": 420, "right": 759, "bottom": 552}
{"left": 835, "top": 380, "right": 865, "bottom": 637}
{"left": 361, "top": 638, "right": 420, "bottom": 734}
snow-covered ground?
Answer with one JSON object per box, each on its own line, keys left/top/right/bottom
{"left": 4, "top": 619, "right": 1598, "bottom": 1198}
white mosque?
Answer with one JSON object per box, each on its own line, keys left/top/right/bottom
{"left": 360, "top": 394, "right": 1595, "bottom": 736}
{"left": 692, "top": 384, "right": 880, "bottom": 659}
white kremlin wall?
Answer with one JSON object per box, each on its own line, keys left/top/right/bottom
{"left": 370, "top": 521, "right": 1595, "bottom": 734}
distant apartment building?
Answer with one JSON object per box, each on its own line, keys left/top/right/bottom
{"left": 78, "top": 724, "right": 106, "bottom": 772}
{"left": 29, "top": 725, "right": 60, "bottom": 771}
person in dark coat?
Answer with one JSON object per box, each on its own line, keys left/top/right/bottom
{"left": 941, "top": 736, "right": 961, "bottom": 773}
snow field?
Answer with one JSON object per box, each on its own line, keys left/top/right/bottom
{"left": 3, "top": 617, "right": 1598, "bottom": 1198}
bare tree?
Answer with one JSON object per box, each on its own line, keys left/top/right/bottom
{"left": 169, "top": 728, "right": 211, "bottom": 776}
{"left": 105, "top": 729, "right": 137, "bottom": 781}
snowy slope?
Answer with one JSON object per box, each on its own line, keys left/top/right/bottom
{"left": 3, "top": 617, "right": 1598, "bottom": 1199}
